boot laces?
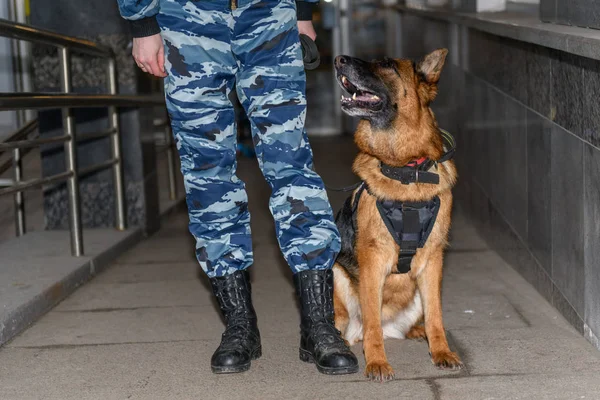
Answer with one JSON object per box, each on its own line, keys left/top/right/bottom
{"left": 305, "top": 275, "right": 348, "bottom": 351}
{"left": 214, "top": 279, "right": 257, "bottom": 350}
{"left": 220, "top": 319, "right": 256, "bottom": 351}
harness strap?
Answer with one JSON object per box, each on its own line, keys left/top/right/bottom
{"left": 438, "top": 129, "right": 456, "bottom": 163}
{"left": 348, "top": 184, "right": 442, "bottom": 274}
{"left": 398, "top": 206, "right": 421, "bottom": 273}
{"left": 325, "top": 181, "right": 363, "bottom": 193}
{"left": 350, "top": 182, "right": 367, "bottom": 233}
{"left": 375, "top": 198, "right": 441, "bottom": 274}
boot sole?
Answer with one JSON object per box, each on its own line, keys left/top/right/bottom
{"left": 211, "top": 346, "right": 262, "bottom": 374}
{"left": 299, "top": 348, "right": 359, "bottom": 375}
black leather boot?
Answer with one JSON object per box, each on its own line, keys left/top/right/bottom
{"left": 210, "top": 270, "right": 261, "bottom": 374}
{"left": 293, "top": 269, "right": 359, "bottom": 375}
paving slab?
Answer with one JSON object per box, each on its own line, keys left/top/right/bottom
{"left": 0, "top": 341, "right": 436, "bottom": 400}
{"left": 1, "top": 137, "right": 599, "bottom": 399}
{"left": 0, "top": 228, "right": 142, "bottom": 346}
{"left": 9, "top": 296, "right": 304, "bottom": 348}
{"left": 447, "top": 326, "right": 600, "bottom": 376}
{"left": 115, "top": 240, "right": 197, "bottom": 264}
{"left": 350, "top": 340, "right": 465, "bottom": 381}
{"left": 92, "top": 261, "right": 201, "bottom": 284}
{"left": 437, "top": 373, "right": 600, "bottom": 400}
{"left": 53, "top": 280, "right": 211, "bottom": 311}
{"left": 442, "top": 293, "right": 531, "bottom": 330}
{"left": 7, "top": 306, "right": 223, "bottom": 347}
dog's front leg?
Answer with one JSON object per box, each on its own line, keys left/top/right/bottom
{"left": 417, "top": 249, "right": 463, "bottom": 370}
{"left": 358, "top": 250, "right": 395, "bottom": 382}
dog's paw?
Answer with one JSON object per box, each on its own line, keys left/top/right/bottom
{"left": 406, "top": 325, "right": 427, "bottom": 341}
{"left": 431, "top": 351, "right": 463, "bottom": 370}
{"left": 365, "top": 361, "right": 395, "bottom": 382}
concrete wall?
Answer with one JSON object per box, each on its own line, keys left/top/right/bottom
{"left": 395, "top": 13, "right": 600, "bottom": 350}
{"left": 453, "top": 0, "right": 507, "bottom": 12}
{"left": 541, "top": 0, "right": 600, "bottom": 30}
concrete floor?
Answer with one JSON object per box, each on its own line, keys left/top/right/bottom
{"left": 1, "top": 137, "right": 600, "bottom": 400}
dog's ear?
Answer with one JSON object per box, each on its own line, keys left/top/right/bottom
{"left": 417, "top": 48, "right": 448, "bottom": 84}
{"left": 417, "top": 48, "right": 448, "bottom": 103}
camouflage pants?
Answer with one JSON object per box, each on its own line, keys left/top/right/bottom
{"left": 157, "top": 0, "right": 340, "bottom": 278}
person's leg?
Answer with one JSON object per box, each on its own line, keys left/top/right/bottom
{"left": 158, "top": 0, "right": 260, "bottom": 374}
{"left": 232, "top": 0, "right": 340, "bottom": 274}
{"left": 231, "top": 0, "right": 357, "bottom": 375}
{"left": 159, "top": 1, "right": 251, "bottom": 277}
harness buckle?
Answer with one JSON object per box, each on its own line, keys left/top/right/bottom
{"left": 396, "top": 253, "right": 414, "bottom": 274}
{"left": 400, "top": 168, "right": 417, "bottom": 185}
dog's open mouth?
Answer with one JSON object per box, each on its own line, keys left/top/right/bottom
{"left": 338, "top": 75, "right": 383, "bottom": 110}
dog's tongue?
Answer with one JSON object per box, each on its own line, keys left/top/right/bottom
{"left": 354, "top": 92, "right": 380, "bottom": 103}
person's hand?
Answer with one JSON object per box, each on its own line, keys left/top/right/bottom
{"left": 132, "top": 34, "right": 167, "bottom": 77}
{"left": 297, "top": 20, "right": 317, "bottom": 41}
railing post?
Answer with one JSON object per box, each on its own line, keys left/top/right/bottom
{"left": 164, "top": 124, "right": 178, "bottom": 201}
{"left": 13, "top": 147, "right": 25, "bottom": 236}
{"left": 107, "top": 57, "right": 126, "bottom": 231}
{"left": 59, "top": 46, "right": 83, "bottom": 256}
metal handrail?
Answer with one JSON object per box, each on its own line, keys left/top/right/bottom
{"left": 0, "top": 134, "right": 69, "bottom": 151}
{"left": 2, "top": 118, "right": 38, "bottom": 142}
{"left": 0, "top": 19, "right": 166, "bottom": 256}
{"left": 0, "top": 93, "right": 165, "bottom": 110}
{"left": 0, "top": 118, "right": 39, "bottom": 235}
{"left": 0, "top": 126, "right": 121, "bottom": 175}
{"left": 0, "top": 18, "right": 112, "bottom": 58}
{"left": 0, "top": 171, "right": 73, "bottom": 196}
{"left": 0, "top": 119, "right": 38, "bottom": 176}
{"left": 154, "top": 119, "right": 178, "bottom": 202}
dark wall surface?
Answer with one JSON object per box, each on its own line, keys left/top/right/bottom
{"left": 397, "top": 13, "right": 600, "bottom": 350}
{"left": 541, "top": 0, "right": 600, "bottom": 31}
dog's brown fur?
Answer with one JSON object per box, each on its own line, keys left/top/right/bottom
{"left": 333, "top": 49, "right": 462, "bottom": 381}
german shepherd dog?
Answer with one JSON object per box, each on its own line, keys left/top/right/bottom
{"left": 332, "top": 49, "right": 463, "bottom": 381}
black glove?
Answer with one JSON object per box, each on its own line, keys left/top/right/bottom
{"left": 299, "top": 34, "right": 320, "bottom": 70}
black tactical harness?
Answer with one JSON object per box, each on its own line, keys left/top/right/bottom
{"left": 350, "top": 130, "right": 456, "bottom": 274}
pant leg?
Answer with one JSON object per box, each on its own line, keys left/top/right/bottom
{"left": 231, "top": 0, "right": 341, "bottom": 273}
{"left": 158, "top": 0, "right": 253, "bottom": 278}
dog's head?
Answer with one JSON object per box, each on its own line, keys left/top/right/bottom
{"left": 335, "top": 49, "right": 448, "bottom": 130}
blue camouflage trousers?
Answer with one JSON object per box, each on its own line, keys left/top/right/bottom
{"left": 156, "top": 0, "right": 341, "bottom": 278}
